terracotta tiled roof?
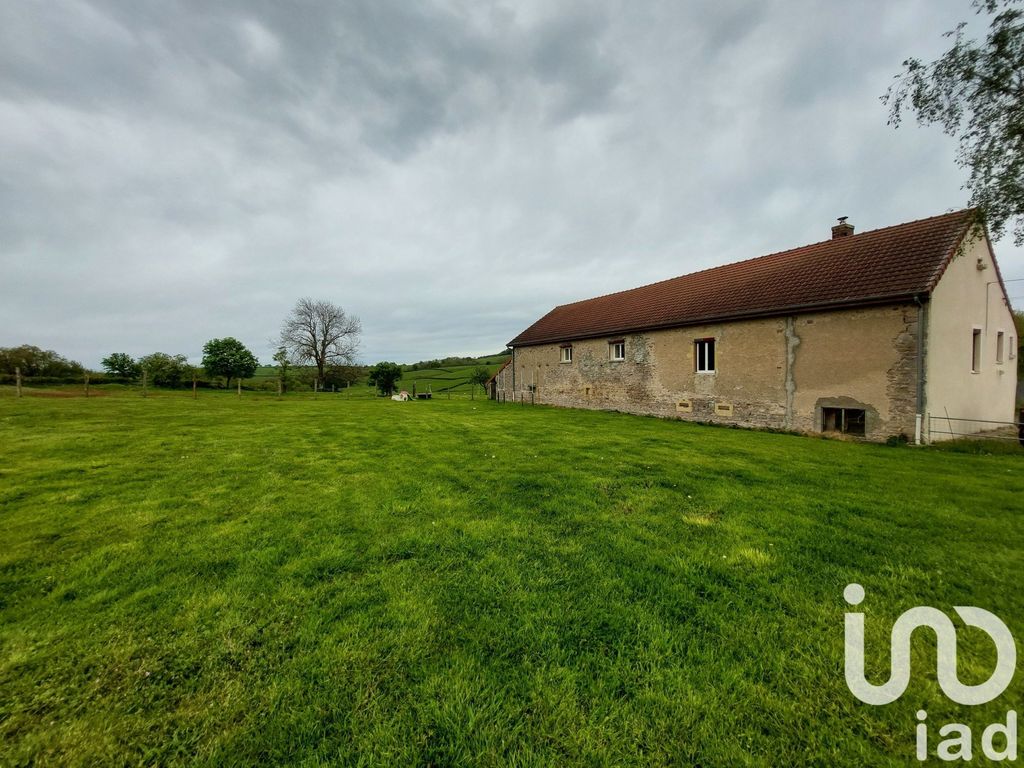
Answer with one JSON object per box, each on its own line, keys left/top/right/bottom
{"left": 509, "top": 209, "right": 975, "bottom": 347}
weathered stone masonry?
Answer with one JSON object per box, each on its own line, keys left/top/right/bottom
{"left": 496, "top": 303, "right": 921, "bottom": 441}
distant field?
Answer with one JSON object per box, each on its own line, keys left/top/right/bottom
{"left": 397, "top": 362, "right": 503, "bottom": 395}
{"left": 1, "top": 390, "right": 1022, "bottom": 765}
{"left": 245, "top": 356, "right": 510, "bottom": 396}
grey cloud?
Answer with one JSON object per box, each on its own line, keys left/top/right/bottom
{"left": 0, "top": 0, "right": 1020, "bottom": 369}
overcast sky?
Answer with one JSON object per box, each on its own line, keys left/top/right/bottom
{"left": 2, "top": 0, "right": 1021, "bottom": 368}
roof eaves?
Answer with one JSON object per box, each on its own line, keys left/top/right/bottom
{"left": 508, "top": 292, "right": 925, "bottom": 348}
{"left": 923, "top": 210, "right": 978, "bottom": 293}
{"left": 484, "top": 358, "right": 511, "bottom": 384}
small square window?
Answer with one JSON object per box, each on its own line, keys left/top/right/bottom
{"left": 996, "top": 331, "right": 1005, "bottom": 364}
{"left": 972, "top": 328, "right": 982, "bottom": 372}
{"left": 695, "top": 338, "right": 715, "bottom": 373}
{"left": 560, "top": 345, "right": 573, "bottom": 363}
{"left": 609, "top": 340, "right": 625, "bottom": 361}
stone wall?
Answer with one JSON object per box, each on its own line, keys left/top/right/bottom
{"left": 497, "top": 303, "right": 921, "bottom": 441}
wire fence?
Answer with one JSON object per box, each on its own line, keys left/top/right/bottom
{"left": 2, "top": 379, "right": 493, "bottom": 402}
{"left": 928, "top": 414, "right": 1024, "bottom": 444}
{"left": 1, "top": 365, "right": 493, "bottom": 401}
{"left": 490, "top": 390, "right": 536, "bottom": 405}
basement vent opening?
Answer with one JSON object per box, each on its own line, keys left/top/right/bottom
{"left": 822, "top": 407, "right": 866, "bottom": 436}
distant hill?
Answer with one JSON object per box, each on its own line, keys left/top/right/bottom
{"left": 403, "top": 350, "right": 511, "bottom": 371}
{"left": 397, "top": 352, "right": 510, "bottom": 395}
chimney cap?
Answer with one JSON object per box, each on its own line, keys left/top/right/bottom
{"left": 831, "top": 216, "right": 855, "bottom": 238}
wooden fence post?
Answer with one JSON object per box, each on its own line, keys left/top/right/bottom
{"left": 237, "top": 378, "right": 241, "bottom": 398}
{"left": 142, "top": 370, "right": 148, "bottom": 397}
{"left": 192, "top": 372, "right": 198, "bottom": 399}
{"left": 15, "top": 366, "right": 22, "bottom": 398}
{"left": 84, "top": 372, "right": 90, "bottom": 398}
{"left": 277, "top": 377, "right": 283, "bottom": 397}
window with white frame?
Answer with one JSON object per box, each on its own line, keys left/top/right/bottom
{"left": 996, "top": 331, "right": 1005, "bottom": 364}
{"left": 560, "top": 345, "right": 573, "bottom": 363}
{"left": 695, "top": 338, "right": 715, "bottom": 373}
{"left": 972, "top": 328, "right": 982, "bottom": 372}
{"left": 609, "top": 339, "right": 625, "bottom": 361}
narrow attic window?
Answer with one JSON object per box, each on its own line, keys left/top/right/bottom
{"left": 695, "top": 338, "right": 715, "bottom": 373}
{"left": 560, "top": 344, "right": 573, "bottom": 364}
{"left": 972, "top": 328, "right": 983, "bottom": 373}
{"left": 996, "top": 331, "right": 1005, "bottom": 364}
{"left": 822, "top": 407, "right": 866, "bottom": 437}
{"left": 609, "top": 339, "right": 625, "bottom": 361}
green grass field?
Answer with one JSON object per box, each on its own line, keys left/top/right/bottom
{"left": 1, "top": 389, "right": 1022, "bottom": 766}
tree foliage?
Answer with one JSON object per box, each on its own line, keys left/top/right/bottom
{"left": 202, "top": 337, "right": 259, "bottom": 388}
{"left": 138, "top": 353, "right": 191, "bottom": 388}
{"left": 101, "top": 352, "right": 142, "bottom": 379}
{"left": 367, "top": 361, "right": 403, "bottom": 396}
{"left": 883, "top": 0, "right": 1024, "bottom": 243}
{"left": 272, "top": 346, "right": 292, "bottom": 393}
{"left": 280, "top": 298, "right": 361, "bottom": 389}
{"left": 0, "top": 345, "right": 83, "bottom": 377}
{"left": 323, "top": 365, "right": 363, "bottom": 389}
{"left": 468, "top": 365, "right": 491, "bottom": 392}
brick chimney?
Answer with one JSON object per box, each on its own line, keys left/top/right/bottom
{"left": 832, "top": 216, "right": 854, "bottom": 239}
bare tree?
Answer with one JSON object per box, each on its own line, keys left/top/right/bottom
{"left": 280, "top": 298, "right": 361, "bottom": 389}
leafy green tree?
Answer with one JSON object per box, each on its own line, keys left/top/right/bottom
{"left": 139, "top": 353, "right": 191, "bottom": 388}
{"left": 0, "top": 345, "right": 83, "bottom": 377}
{"left": 202, "top": 338, "right": 259, "bottom": 389}
{"left": 323, "top": 364, "right": 362, "bottom": 390}
{"left": 101, "top": 352, "right": 142, "bottom": 379}
{"left": 272, "top": 346, "right": 292, "bottom": 394}
{"left": 883, "top": 0, "right": 1024, "bottom": 243}
{"left": 367, "top": 361, "right": 402, "bottom": 396}
{"left": 469, "top": 365, "right": 491, "bottom": 394}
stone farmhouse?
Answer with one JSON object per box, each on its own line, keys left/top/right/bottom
{"left": 492, "top": 210, "right": 1018, "bottom": 442}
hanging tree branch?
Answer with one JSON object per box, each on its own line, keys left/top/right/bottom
{"left": 883, "top": 0, "right": 1024, "bottom": 244}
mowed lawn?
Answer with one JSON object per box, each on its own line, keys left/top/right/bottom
{"left": 1, "top": 392, "right": 1022, "bottom": 766}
